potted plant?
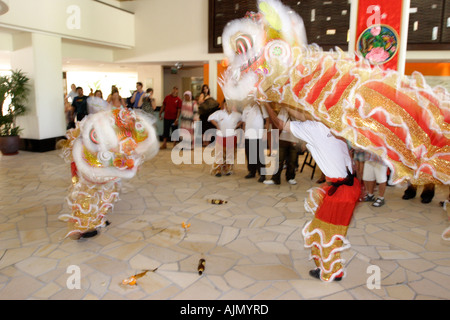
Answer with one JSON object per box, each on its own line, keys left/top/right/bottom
{"left": 0, "top": 69, "right": 30, "bottom": 155}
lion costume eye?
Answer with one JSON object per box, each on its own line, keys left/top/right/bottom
{"left": 90, "top": 128, "right": 99, "bottom": 144}
{"left": 235, "top": 34, "right": 253, "bottom": 55}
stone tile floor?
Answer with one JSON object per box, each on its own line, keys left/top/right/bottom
{"left": 0, "top": 148, "right": 449, "bottom": 300}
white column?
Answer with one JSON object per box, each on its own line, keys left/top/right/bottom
{"left": 208, "top": 59, "right": 218, "bottom": 99}
{"left": 397, "top": 0, "right": 411, "bottom": 76}
{"left": 11, "top": 32, "right": 65, "bottom": 140}
{"left": 348, "top": 0, "right": 359, "bottom": 56}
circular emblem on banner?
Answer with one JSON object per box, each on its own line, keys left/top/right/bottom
{"left": 357, "top": 25, "right": 399, "bottom": 65}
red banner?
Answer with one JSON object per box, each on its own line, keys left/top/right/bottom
{"left": 354, "top": 0, "right": 404, "bottom": 71}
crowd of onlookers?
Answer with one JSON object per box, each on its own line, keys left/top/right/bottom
{"left": 64, "top": 82, "right": 157, "bottom": 130}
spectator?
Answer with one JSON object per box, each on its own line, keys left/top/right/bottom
{"left": 138, "top": 88, "right": 157, "bottom": 113}
{"left": 198, "top": 95, "right": 220, "bottom": 146}
{"left": 130, "top": 82, "right": 145, "bottom": 109}
{"left": 71, "top": 87, "right": 89, "bottom": 122}
{"left": 179, "top": 91, "right": 199, "bottom": 149}
{"left": 110, "top": 90, "right": 127, "bottom": 109}
{"left": 66, "top": 84, "right": 77, "bottom": 103}
{"left": 352, "top": 147, "right": 366, "bottom": 200}
{"left": 94, "top": 90, "right": 103, "bottom": 99}
{"left": 241, "top": 102, "right": 269, "bottom": 182}
{"left": 106, "top": 85, "right": 119, "bottom": 103}
{"left": 208, "top": 99, "right": 242, "bottom": 177}
{"left": 264, "top": 108, "right": 298, "bottom": 185}
{"left": 159, "top": 86, "right": 182, "bottom": 149}
{"left": 198, "top": 84, "right": 211, "bottom": 104}
{"left": 65, "top": 84, "right": 77, "bottom": 130}
{"left": 362, "top": 152, "right": 388, "bottom": 207}
{"left": 87, "top": 90, "right": 108, "bottom": 114}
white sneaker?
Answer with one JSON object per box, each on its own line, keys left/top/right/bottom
{"left": 288, "top": 179, "right": 297, "bottom": 185}
{"left": 263, "top": 180, "right": 275, "bottom": 185}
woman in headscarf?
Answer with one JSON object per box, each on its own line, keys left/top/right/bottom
{"left": 178, "top": 91, "right": 198, "bottom": 149}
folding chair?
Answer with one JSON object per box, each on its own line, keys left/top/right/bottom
{"left": 300, "top": 151, "right": 316, "bottom": 180}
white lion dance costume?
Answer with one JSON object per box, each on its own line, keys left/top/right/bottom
{"left": 60, "top": 99, "right": 159, "bottom": 240}
{"left": 220, "top": 0, "right": 449, "bottom": 281}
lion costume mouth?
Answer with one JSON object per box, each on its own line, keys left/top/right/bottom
{"left": 219, "top": 0, "right": 307, "bottom": 109}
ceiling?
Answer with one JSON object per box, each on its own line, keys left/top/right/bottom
{"left": 0, "top": 1, "right": 206, "bottom": 73}
{"left": 0, "top": 31, "right": 205, "bottom": 73}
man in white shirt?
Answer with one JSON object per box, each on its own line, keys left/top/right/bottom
{"left": 208, "top": 100, "right": 242, "bottom": 177}
{"left": 264, "top": 102, "right": 361, "bottom": 282}
{"left": 242, "top": 103, "right": 269, "bottom": 182}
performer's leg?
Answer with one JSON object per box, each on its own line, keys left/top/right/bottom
{"left": 64, "top": 177, "right": 119, "bottom": 240}
{"left": 420, "top": 183, "right": 435, "bottom": 204}
{"left": 402, "top": 183, "right": 417, "bottom": 200}
{"left": 303, "top": 179, "right": 361, "bottom": 281}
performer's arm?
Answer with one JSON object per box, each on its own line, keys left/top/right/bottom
{"left": 263, "top": 102, "right": 285, "bottom": 131}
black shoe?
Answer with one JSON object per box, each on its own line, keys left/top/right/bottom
{"left": 309, "top": 268, "right": 342, "bottom": 281}
{"left": 309, "top": 268, "right": 321, "bottom": 279}
{"left": 258, "top": 176, "right": 265, "bottom": 183}
{"left": 215, "top": 173, "right": 222, "bottom": 177}
{"left": 420, "top": 190, "right": 434, "bottom": 204}
{"left": 80, "top": 230, "right": 98, "bottom": 239}
{"left": 245, "top": 173, "right": 256, "bottom": 179}
{"left": 105, "top": 220, "right": 111, "bottom": 226}
{"left": 402, "top": 188, "right": 416, "bottom": 200}
{"left": 421, "top": 196, "right": 433, "bottom": 204}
